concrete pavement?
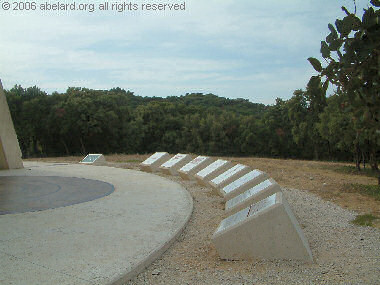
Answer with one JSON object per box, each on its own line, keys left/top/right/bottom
{"left": 0, "top": 162, "right": 193, "bottom": 284}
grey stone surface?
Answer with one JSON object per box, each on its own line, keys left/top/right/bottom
{"left": 209, "top": 164, "right": 250, "bottom": 193}
{"left": 140, "top": 152, "right": 170, "bottom": 172}
{"left": 0, "top": 176, "right": 114, "bottom": 214}
{"left": 178, "top": 156, "right": 213, "bottom": 180}
{"left": 159, "top": 154, "right": 192, "bottom": 176}
{"left": 212, "top": 192, "right": 313, "bottom": 262}
{"left": 80, "top": 154, "right": 106, "bottom": 165}
{"left": 220, "top": 169, "right": 268, "bottom": 201}
{"left": 0, "top": 79, "right": 23, "bottom": 170}
{"left": 194, "top": 159, "right": 232, "bottom": 187}
{"left": 0, "top": 162, "right": 193, "bottom": 285}
{"left": 225, "top": 178, "right": 281, "bottom": 216}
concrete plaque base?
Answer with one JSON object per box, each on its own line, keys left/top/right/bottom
{"left": 80, "top": 154, "right": 106, "bottom": 165}
{"left": 220, "top": 170, "right": 268, "bottom": 201}
{"left": 178, "top": 156, "right": 213, "bottom": 180}
{"left": 140, "top": 152, "right": 170, "bottom": 172}
{"left": 159, "top": 153, "right": 192, "bottom": 176}
{"left": 225, "top": 178, "right": 281, "bottom": 216}
{"left": 209, "top": 164, "right": 250, "bottom": 194}
{"left": 195, "top": 159, "right": 232, "bottom": 187}
{"left": 212, "top": 192, "right": 313, "bottom": 262}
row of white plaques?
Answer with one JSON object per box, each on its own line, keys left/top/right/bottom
{"left": 140, "top": 152, "right": 313, "bottom": 262}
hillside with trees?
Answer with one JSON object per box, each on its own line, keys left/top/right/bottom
{"left": 4, "top": 1, "right": 379, "bottom": 181}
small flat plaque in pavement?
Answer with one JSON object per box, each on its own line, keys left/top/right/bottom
{"left": 80, "top": 154, "right": 105, "bottom": 165}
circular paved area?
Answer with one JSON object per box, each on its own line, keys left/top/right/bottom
{"left": 0, "top": 176, "right": 114, "bottom": 215}
{"left": 0, "top": 162, "right": 193, "bottom": 285}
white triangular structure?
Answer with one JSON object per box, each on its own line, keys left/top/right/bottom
{"left": 225, "top": 178, "right": 281, "bottom": 216}
{"left": 80, "top": 154, "right": 106, "bottom": 165}
{"left": 140, "top": 152, "right": 170, "bottom": 172}
{"left": 159, "top": 153, "right": 192, "bottom": 175}
{"left": 195, "top": 159, "right": 232, "bottom": 187}
{"left": 178, "top": 156, "right": 213, "bottom": 180}
{"left": 209, "top": 164, "right": 250, "bottom": 194}
{"left": 0, "top": 80, "right": 23, "bottom": 170}
{"left": 212, "top": 192, "right": 313, "bottom": 262}
{"left": 219, "top": 170, "right": 268, "bottom": 201}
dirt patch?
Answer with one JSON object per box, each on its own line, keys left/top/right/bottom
{"left": 24, "top": 154, "right": 380, "bottom": 284}
{"left": 25, "top": 154, "right": 380, "bottom": 227}
{"left": 228, "top": 157, "right": 379, "bottom": 225}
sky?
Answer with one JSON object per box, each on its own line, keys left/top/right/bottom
{"left": 0, "top": 0, "right": 371, "bottom": 105}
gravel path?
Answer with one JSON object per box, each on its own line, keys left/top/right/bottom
{"left": 125, "top": 173, "right": 380, "bottom": 285}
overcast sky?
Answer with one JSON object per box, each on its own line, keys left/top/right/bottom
{"left": 0, "top": 0, "right": 371, "bottom": 104}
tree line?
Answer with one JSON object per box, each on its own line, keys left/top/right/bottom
{"left": 4, "top": 1, "right": 379, "bottom": 180}
{"left": 3, "top": 84, "right": 368, "bottom": 163}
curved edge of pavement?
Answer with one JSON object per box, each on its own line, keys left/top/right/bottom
{"left": 0, "top": 162, "right": 194, "bottom": 285}
{"left": 111, "top": 185, "right": 193, "bottom": 285}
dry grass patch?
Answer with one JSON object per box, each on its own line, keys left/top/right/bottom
{"left": 25, "top": 153, "right": 380, "bottom": 227}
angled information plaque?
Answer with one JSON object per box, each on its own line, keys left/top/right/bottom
{"left": 212, "top": 192, "right": 313, "bottom": 262}
{"left": 225, "top": 178, "right": 281, "bottom": 216}
{"left": 178, "top": 156, "right": 213, "bottom": 180}
{"left": 220, "top": 170, "right": 268, "bottom": 201}
{"left": 209, "top": 164, "right": 250, "bottom": 193}
{"left": 140, "top": 152, "right": 170, "bottom": 172}
{"left": 195, "top": 159, "right": 232, "bottom": 187}
{"left": 80, "top": 154, "right": 106, "bottom": 165}
{"left": 159, "top": 153, "right": 192, "bottom": 175}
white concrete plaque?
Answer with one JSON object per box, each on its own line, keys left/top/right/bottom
{"left": 178, "top": 156, "right": 212, "bottom": 180}
{"left": 221, "top": 170, "right": 267, "bottom": 200}
{"left": 142, "top": 152, "right": 167, "bottom": 165}
{"left": 197, "top": 159, "right": 228, "bottom": 179}
{"left": 216, "top": 207, "right": 250, "bottom": 234}
{"left": 223, "top": 170, "right": 262, "bottom": 194}
{"left": 161, "top": 154, "right": 187, "bottom": 168}
{"left": 80, "top": 154, "right": 106, "bottom": 165}
{"left": 217, "top": 194, "right": 276, "bottom": 234}
{"left": 180, "top": 156, "right": 208, "bottom": 172}
{"left": 227, "top": 179, "right": 273, "bottom": 209}
{"left": 195, "top": 159, "right": 232, "bottom": 187}
{"left": 210, "top": 164, "right": 249, "bottom": 190}
{"left": 247, "top": 193, "right": 276, "bottom": 217}
{"left": 212, "top": 192, "right": 313, "bottom": 262}
{"left": 159, "top": 153, "right": 192, "bottom": 175}
{"left": 140, "top": 152, "right": 170, "bottom": 172}
{"left": 225, "top": 179, "right": 281, "bottom": 216}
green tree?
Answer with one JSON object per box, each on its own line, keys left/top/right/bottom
{"left": 261, "top": 98, "right": 296, "bottom": 158}
{"left": 308, "top": 1, "right": 380, "bottom": 182}
{"left": 317, "top": 93, "right": 357, "bottom": 161}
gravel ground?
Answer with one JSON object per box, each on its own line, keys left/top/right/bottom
{"left": 125, "top": 172, "right": 380, "bottom": 285}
